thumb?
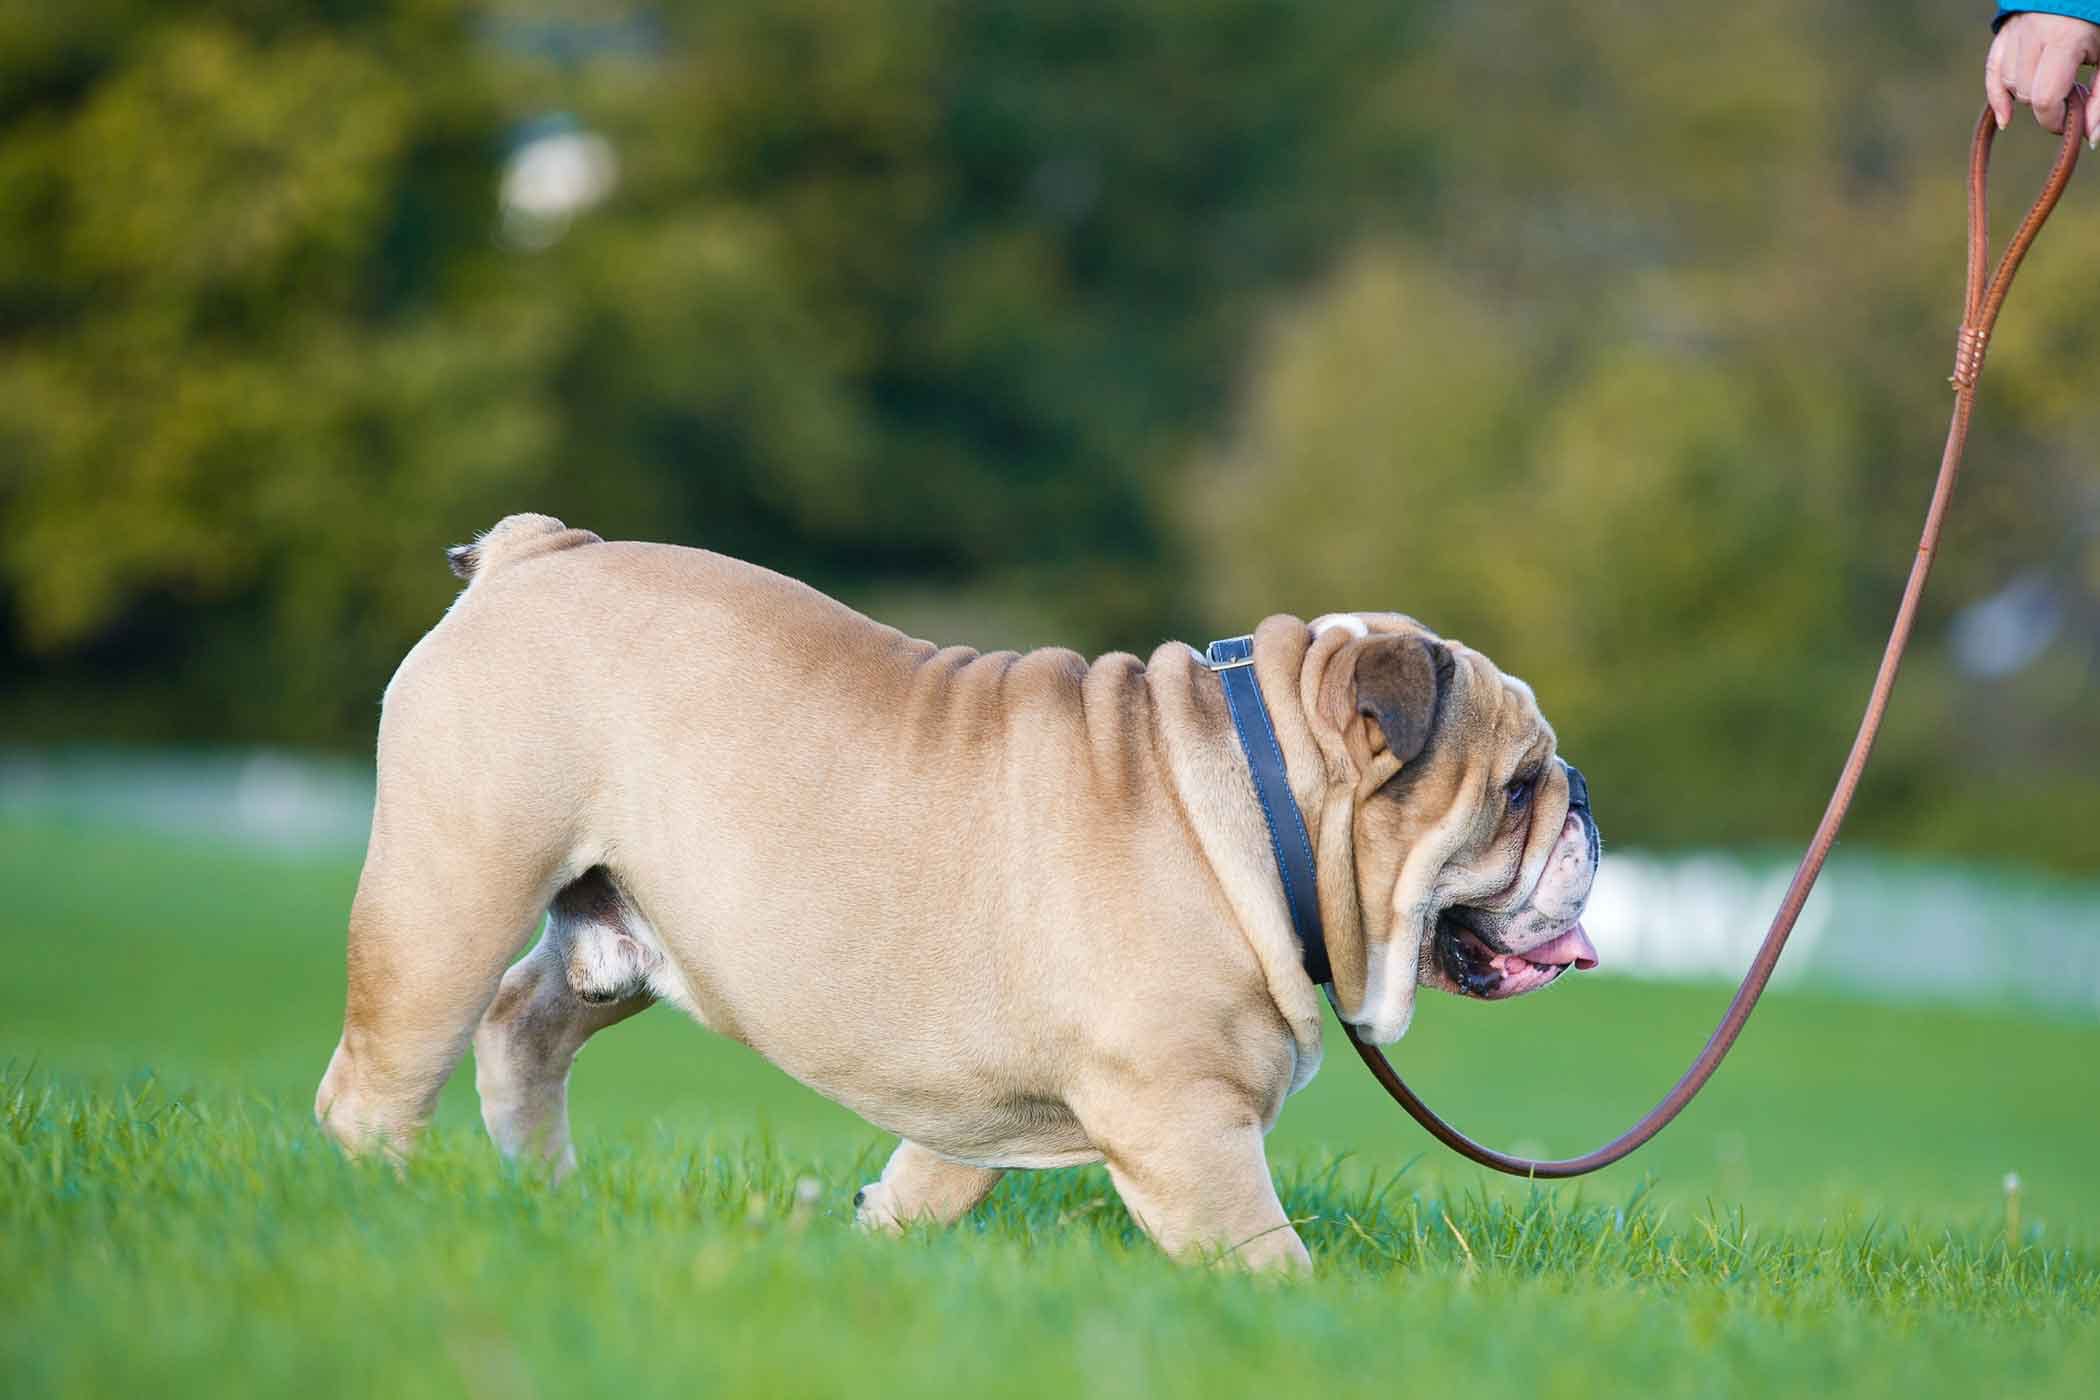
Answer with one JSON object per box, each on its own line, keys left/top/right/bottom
{"left": 2086, "top": 83, "right": 2100, "bottom": 147}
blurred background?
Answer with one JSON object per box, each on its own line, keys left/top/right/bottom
{"left": 1, "top": 5, "right": 2096, "bottom": 1029}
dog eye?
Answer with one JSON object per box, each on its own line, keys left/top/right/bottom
{"left": 1505, "top": 776, "right": 1534, "bottom": 811}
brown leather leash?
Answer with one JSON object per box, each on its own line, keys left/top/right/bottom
{"left": 1336, "top": 94, "right": 2090, "bottom": 1179}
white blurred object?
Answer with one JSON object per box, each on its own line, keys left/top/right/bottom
{"left": 1951, "top": 571, "right": 2063, "bottom": 679}
{"left": 500, "top": 121, "right": 618, "bottom": 251}
{"left": 1582, "top": 850, "right": 1831, "bottom": 986}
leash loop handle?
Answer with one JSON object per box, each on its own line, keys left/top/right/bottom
{"left": 1339, "top": 95, "right": 2086, "bottom": 1179}
{"left": 1955, "top": 88, "right": 2087, "bottom": 388}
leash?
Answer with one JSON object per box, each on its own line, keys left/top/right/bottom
{"left": 1228, "top": 96, "right": 2088, "bottom": 1179}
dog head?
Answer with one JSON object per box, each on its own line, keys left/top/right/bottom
{"left": 1291, "top": 612, "right": 1600, "bottom": 1043}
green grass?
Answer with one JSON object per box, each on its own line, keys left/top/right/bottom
{"left": 4, "top": 815, "right": 2097, "bottom": 1396}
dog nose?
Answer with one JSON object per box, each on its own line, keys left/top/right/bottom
{"left": 1561, "top": 759, "right": 1590, "bottom": 814}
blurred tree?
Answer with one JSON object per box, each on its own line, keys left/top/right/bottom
{"left": 0, "top": 2, "right": 556, "bottom": 739}
{"left": 1, "top": 0, "right": 1425, "bottom": 739}
{"left": 0, "top": 0, "right": 2094, "bottom": 867}
{"left": 1191, "top": 251, "right": 1860, "bottom": 849}
{"left": 1182, "top": 2, "right": 2100, "bottom": 868}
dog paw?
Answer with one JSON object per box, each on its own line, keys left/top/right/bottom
{"left": 852, "top": 1182, "right": 904, "bottom": 1233}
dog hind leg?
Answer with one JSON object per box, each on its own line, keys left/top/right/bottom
{"left": 473, "top": 870, "right": 656, "bottom": 1177}
{"left": 315, "top": 833, "right": 554, "bottom": 1160}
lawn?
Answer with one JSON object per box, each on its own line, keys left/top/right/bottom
{"left": 4, "top": 816, "right": 2096, "bottom": 1396}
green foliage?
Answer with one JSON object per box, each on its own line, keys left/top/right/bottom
{"left": 0, "top": 0, "right": 1423, "bottom": 737}
{"left": 2, "top": 2, "right": 2096, "bottom": 864}
{"left": 0, "top": 2, "right": 548, "bottom": 739}
{"left": 1185, "top": 5, "right": 2100, "bottom": 866}
{"left": 1192, "top": 251, "right": 1862, "bottom": 850}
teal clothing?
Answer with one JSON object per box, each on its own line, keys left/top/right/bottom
{"left": 1997, "top": 4, "right": 2100, "bottom": 26}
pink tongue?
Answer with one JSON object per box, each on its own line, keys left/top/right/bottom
{"left": 1523, "top": 924, "right": 1599, "bottom": 971}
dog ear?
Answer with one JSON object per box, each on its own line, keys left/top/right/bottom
{"left": 1352, "top": 635, "right": 1454, "bottom": 767}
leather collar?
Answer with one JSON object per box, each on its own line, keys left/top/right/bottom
{"left": 1202, "top": 635, "right": 1332, "bottom": 986}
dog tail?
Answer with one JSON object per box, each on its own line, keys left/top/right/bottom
{"left": 447, "top": 513, "right": 603, "bottom": 583}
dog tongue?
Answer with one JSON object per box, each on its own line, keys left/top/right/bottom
{"left": 1523, "top": 924, "right": 1599, "bottom": 971}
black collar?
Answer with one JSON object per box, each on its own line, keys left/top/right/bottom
{"left": 1203, "top": 636, "right": 1332, "bottom": 986}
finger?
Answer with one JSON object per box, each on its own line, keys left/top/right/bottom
{"left": 2029, "top": 42, "right": 2081, "bottom": 133}
{"left": 1985, "top": 35, "right": 2017, "bottom": 130}
{"left": 2002, "top": 29, "right": 2035, "bottom": 125}
{"left": 2085, "top": 83, "right": 2100, "bottom": 148}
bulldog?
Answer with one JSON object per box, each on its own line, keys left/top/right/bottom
{"left": 316, "top": 514, "right": 1600, "bottom": 1271}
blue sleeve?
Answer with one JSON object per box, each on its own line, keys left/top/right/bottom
{"left": 1996, "top": 4, "right": 2100, "bottom": 27}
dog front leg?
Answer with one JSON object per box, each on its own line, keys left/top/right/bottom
{"left": 1093, "top": 1100, "right": 1310, "bottom": 1274}
{"left": 854, "top": 1140, "right": 1006, "bottom": 1232}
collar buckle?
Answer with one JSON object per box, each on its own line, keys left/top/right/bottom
{"left": 1193, "top": 636, "right": 1256, "bottom": 671}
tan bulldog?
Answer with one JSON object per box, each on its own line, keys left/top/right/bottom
{"left": 316, "top": 514, "right": 1600, "bottom": 1272}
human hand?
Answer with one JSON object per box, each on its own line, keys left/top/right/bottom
{"left": 1986, "top": 12, "right": 2100, "bottom": 143}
